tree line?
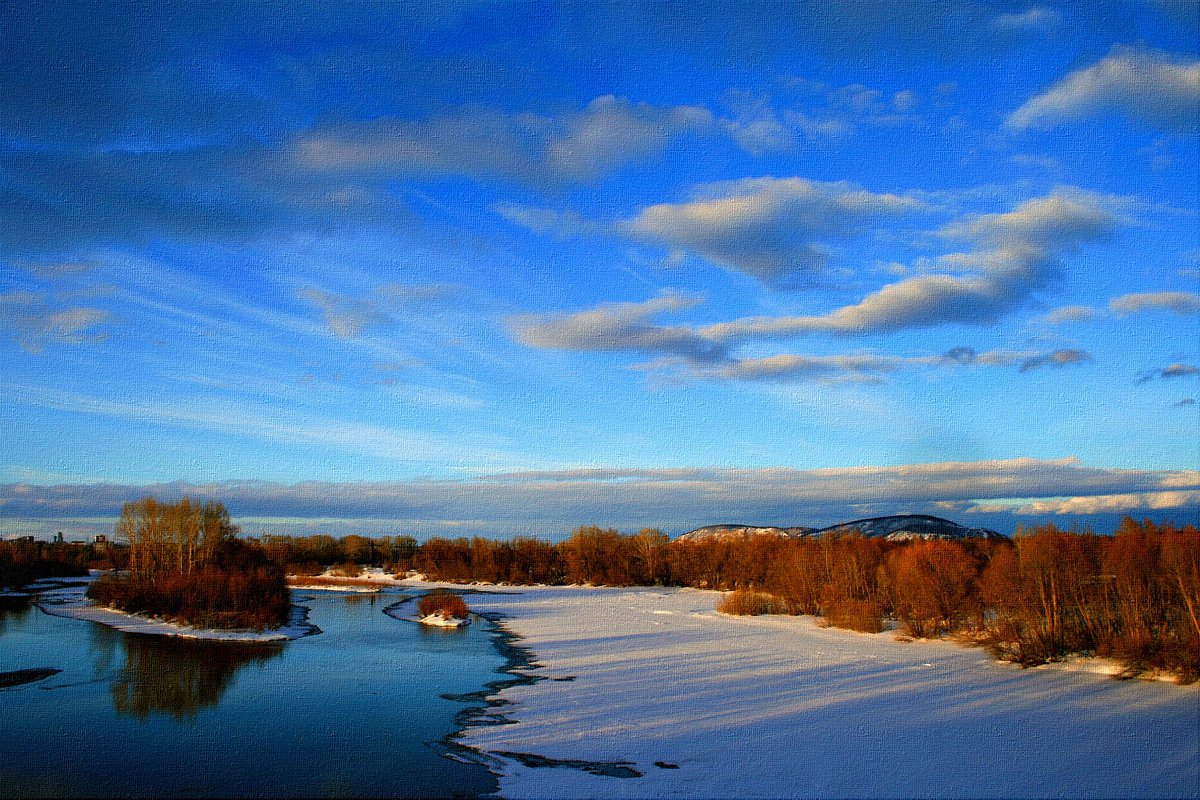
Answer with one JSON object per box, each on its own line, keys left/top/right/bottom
{"left": 0, "top": 539, "right": 98, "bottom": 589}
{"left": 258, "top": 519, "right": 1198, "bottom": 681}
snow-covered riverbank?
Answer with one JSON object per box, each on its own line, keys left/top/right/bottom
{"left": 456, "top": 585, "right": 1199, "bottom": 799}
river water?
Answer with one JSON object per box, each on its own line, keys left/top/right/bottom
{"left": 0, "top": 590, "right": 505, "bottom": 798}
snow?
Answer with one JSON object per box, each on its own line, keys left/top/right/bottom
{"left": 285, "top": 566, "right": 413, "bottom": 592}
{"left": 419, "top": 612, "right": 470, "bottom": 628}
{"left": 286, "top": 581, "right": 383, "bottom": 593}
{"left": 453, "top": 585, "right": 1200, "bottom": 799}
{"left": 36, "top": 584, "right": 317, "bottom": 642}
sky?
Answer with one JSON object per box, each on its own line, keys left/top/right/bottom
{"left": 1, "top": 0, "right": 1198, "bottom": 540}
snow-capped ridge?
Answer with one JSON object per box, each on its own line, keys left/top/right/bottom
{"left": 813, "top": 514, "right": 1005, "bottom": 540}
{"left": 675, "top": 524, "right": 815, "bottom": 542}
{"left": 677, "top": 515, "right": 1004, "bottom": 542}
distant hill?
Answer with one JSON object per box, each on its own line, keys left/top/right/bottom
{"left": 811, "top": 514, "right": 1005, "bottom": 541}
{"left": 676, "top": 515, "right": 1004, "bottom": 543}
{"left": 675, "top": 524, "right": 815, "bottom": 543}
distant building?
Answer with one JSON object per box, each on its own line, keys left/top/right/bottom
{"left": 53, "top": 531, "right": 64, "bottom": 544}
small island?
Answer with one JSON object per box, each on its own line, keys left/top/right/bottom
{"left": 86, "top": 497, "right": 292, "bottom": 632}
{"left": 417, "top": 589, "right": 471, "bottom": 628}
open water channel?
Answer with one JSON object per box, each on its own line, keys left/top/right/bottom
{"left": 0, "top": 589, "right": 507, "bottom": 797}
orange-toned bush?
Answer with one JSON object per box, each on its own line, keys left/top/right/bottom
{"left": 888, "top": 540, "right": 979, "bottom": 638}
{"left": 717, "top": 589, "right": 793, "bottom": 616}
{"left": 822, "top": 595, "right": 885, "bottom": 633}
{"left": 418, "top": 590, "right": 470, "bottom": 619}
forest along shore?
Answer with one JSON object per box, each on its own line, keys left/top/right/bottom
{"left": 455, "top": 585, "right": 1200, "bottom": 800}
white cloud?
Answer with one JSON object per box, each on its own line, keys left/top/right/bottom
{"left": 510, "top": 291, "right": 727, "bottom": 364}
{"left": 547, "top": 96, "right": 714, "bottom": 179}
{"left": 1005, "top": 490, "right": 1200, "bottom": 515}
{"left": 1110, "top": 291, "right": 1200, "bottom": 315}
{"left": 702, "top": 189, "right": 1119, "bottom": 339}
{"left": 1007, "top": 46, "right": 1200, "bottom": 134}
{"left": 1043, "top": 305, "right": 1099, "bottom": 324}
{"left": 990, "top": 7, "right": 1061, "bottom": 32}
{"left": 621, "top": 177, "right": 927, "bottom": 288}
{"left": 293, "top": 96, "right": 714, "bottom": 183}
{"left": 939, "top": 189, "right": 1118, "bottom": 250}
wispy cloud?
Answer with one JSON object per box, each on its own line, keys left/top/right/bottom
{"left": 292, "top": 96, "right": 714, "bottom": 184}
{"left": 1136, "top": 363, "right": 1200, "bottom": 383}
{"left": 0, "top": 292, "right": 111, "bottom": 352}
{"left": 1018, "top": 348, "right": 1091, "bottom": 372}
{"left": 990, "top": 7, "right": 1061, "bottom": 33}
{"left": 1110, "top": 291, "right": 1200, "bottom": 315}
{"left": 299, "top": 287, "right": 390, "bottom": 339}
{"left": 691, "top": 353, "right": 906, "bottom": 384}
{"left": 0, "top": 383, "right": 517, "bottom": 468}
{"left": 1007, "top": 46, "right": 1200, "bottom": 134}
{"left": 668, "top": 346, "right": 1091, "bottom": 385}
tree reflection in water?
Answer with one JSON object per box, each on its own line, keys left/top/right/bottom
{"left": 0, "top": 597, "right": 33, "bottom": 636}
{"left": 110, "top": 633, "right": 282, "bottom": 719}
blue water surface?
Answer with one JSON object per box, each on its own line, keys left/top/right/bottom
{"left": 0, "top": 591, "right": 504, "bottom": 798}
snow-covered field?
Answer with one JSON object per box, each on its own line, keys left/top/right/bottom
{"left": 455, "top": 585, "right": 1200, "bottom": 799}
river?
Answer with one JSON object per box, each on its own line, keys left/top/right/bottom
{"left": 0, "top": 589, "right": 505, "bottom": 798}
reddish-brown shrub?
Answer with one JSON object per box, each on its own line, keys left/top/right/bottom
{"left": 822, "top": 595, "right": 885, "bottom": 633}
{"left": 717, "top": 589, "right": 793, "bottom": 616}
{"left": 418, "top": 590, "right": 470, "bottom": 619}
{"left": 888, "top": 540, "right": 979, "bottom": 638}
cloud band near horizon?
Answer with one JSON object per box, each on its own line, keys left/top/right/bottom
{"left": 3, "top": 458, "right": 1197, "bottom": 539}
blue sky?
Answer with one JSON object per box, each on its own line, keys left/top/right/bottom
{"left": 1, "top": 1, "right": 1197, "bottom": 539}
